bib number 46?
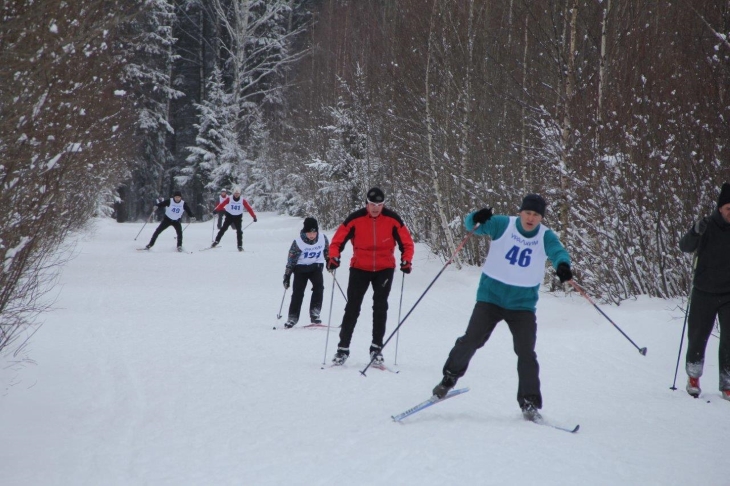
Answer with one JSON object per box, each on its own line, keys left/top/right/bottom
{"left": 505, "top": 246, "right": 532, "bottom": 267}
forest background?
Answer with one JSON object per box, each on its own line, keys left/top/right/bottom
{"left": 2, "top": 0, "right": 730, "bottom": 355}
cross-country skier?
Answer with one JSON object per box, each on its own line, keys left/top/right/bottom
{"left": 282, "top": 217, "right": 330, "bottom": 328}
{"left": 326, "top": 187, "right": 415, "bottom": 366}
{"left": 211, "top": 187, "right": 257, "bottom": 251}
{"left": 215, "top": 188, "right": 228, "bottom": 229}
{"left": 431, "top": 194, "right": 572, "bottom": 421}
{"left": 679, "top": 182, "right": 730, "bottom": 401}
{"left": 145, "top": 191, "right": 195, "bottom": 252}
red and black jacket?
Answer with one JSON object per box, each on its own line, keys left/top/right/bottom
{"left": 329, "top": 207, "right": 414, "bottom": 272}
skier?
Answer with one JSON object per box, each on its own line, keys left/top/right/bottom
{"left": 326, "top": 187, "right": 415, "bottom": 366}
{"left": 431, "top": 194, "right": 572, "bottom": 421}
{"left": 679, "top": 182, "right": 730, "bottom": 401}
{"left": 282, "top": 217, "right": 330, "bottom": 328}
{"left": 144, "top": 191, "right": 195, "bottom": 252}
{"left": 211, "top": 187, "right": 257, "bottom": 251}
{"left": 215, "top": 188, "right": 228, "bottom": 229}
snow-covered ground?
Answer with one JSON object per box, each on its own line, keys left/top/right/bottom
{"left": 1, "top": 214, "right": 726, "bottom": 486}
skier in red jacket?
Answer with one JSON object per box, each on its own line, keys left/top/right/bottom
{"left": 211, "top": 187, "right": 257, "bottom": 251}
{"left": 327, "top": 187, "right": 415, "bottom": 366}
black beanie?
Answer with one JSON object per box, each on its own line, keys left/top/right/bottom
{"left": 366, "top": 187, "right": 385, "bottom": 203}
{"left": 303, "top": 217, "right": 318, "bottom": 232}
{"left": 173, "top": 190, "right": 182, "bottom": 198}
{"left": 718, "top": 182, "right": 730, "bottom": 209}
{"left": 519, "top": 194, "right": 546, "bottom": 217}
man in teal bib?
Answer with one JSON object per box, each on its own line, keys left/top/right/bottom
{"left": 432, "top": 194, "right": 573, "bottom": 421}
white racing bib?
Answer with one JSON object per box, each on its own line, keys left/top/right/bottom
{"left": 481, "top": 216, "right": 548, "bottom": 287}
{"left": 165, "top": 199, "right": 185, "bottom": 220}
{"left": 295, "top": 236, "right": 326, "bottom": 265}
{"left": 226, "top": 197, "right": 245, "bottom": 216}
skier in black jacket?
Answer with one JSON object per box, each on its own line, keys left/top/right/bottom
{"left": 679, "top": 182, "right": 730, "bottom": 401}
{"left": 144, "top": 191, "right": 195, "bottom": 252}
{"left": 282, "top": 217, "right": 329, "bottom": 328}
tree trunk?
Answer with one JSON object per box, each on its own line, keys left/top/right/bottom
{"left": 425, "top": 0, "right": 459, "bottom": 267}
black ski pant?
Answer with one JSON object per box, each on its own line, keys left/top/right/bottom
{"left": 215, "top": 213, "right": 243, "bottom": 247}
{"left": 217, "top": 212, "right": 224, "bottom": 229}
{"left": 685, "top": 288, "right": 730, "bottom": 390}
{"left": 287, "top": 269, "right": 324, "bottom": 323}
{"left": 338, "top": 267, "right": 394, "bottom": 351}
{"left": 443, "top": 301, "right": 542, "bottom": 409}
{"left": 148, "top": 217, "right": 183, "bottom": 247}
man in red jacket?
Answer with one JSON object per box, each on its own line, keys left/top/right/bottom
{"left": 211, "top": 187, "right": 257, "bottom": 251}
{"left": 327, "top": 187, "right": 415, "bottom": 366}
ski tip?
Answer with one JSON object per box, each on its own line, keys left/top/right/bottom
{"left": 573, "top": 425, "right": 581, "bottom": 433}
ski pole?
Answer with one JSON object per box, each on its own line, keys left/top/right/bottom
{"left": 242, "top": 221, "right": 254, "bottom": 232}
{"left": 133, "top": 213, "right": 153, "bottom": 240}
{"left": 333, "top": 274, "right": 347, "bottom": 302}
{"left": 568, "top": 280, "right": 647, "bottom": 356}
{"left": 394, "top": 272, "right": 405, "bottom": 365}
{"left": 360, "top": 228, "right": 477, "bottom": 376}
{"left": 276, "top": 287, "right": 287, "bottom": 319}
{"left": 321, "top": 269, "right": 337, "bottom": 367}
{"left": 670, "top": 253, "right": 697, "bottom": 390}
{"left": 670, "top": 296, "right": 691, "bottom": 390}
{"left": 211, "top": 215, "right": 216, "bottom": 241}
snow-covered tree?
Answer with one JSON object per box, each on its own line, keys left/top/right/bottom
{"left": 183, "top": 66, "right": 246, "bottom": 208}
{"left": 0, "top": 0, "right": 143, "bottom": 356}
{"left": 119, "top": 0, "right": 182, "bottom": 220}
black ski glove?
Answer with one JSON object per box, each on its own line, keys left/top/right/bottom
{"left": 472, "top": 207, "right": 493, "bottom": 225}
{"left": 400, "top": 260, "right": 412, "bottom": 274}
{"left": 283, "top": 272, "right": 291, "bottom": 289}
{"left": 253, "top": 217, "right": 258, "bottom": 222}
{"left": 556, "top": 263, "right": 573, "bottom": 283}
{"left": 693, "top": 217, "right": 709, "bottom": 236}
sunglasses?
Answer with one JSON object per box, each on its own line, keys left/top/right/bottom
{"left": 367, "top": 201, "right": 385, "bottom": 207}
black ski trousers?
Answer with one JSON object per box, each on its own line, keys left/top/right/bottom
{"left": 287, "top": 270, "right": 324, "bottom": 323}
{"left": 338, "top": 267, "right": 394, "bottom": 350}
{"left": 685, "top": 288, "right": 730, "bottom": 390}
{"left": 215, "top": 213, "right": 243, "bottom": 247}
{"left": 149, "top": 217, "right": 183, "bottom": 247}
{"left": 443, "top": 301, "right": 542, "bottom": 409}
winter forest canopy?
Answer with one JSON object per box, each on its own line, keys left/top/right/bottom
{"left": 1, "top": 0, "right": 730, "bottom": 353}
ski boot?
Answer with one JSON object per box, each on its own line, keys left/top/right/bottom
{"left": 432, "top": 373, "right": 458, "bottom": 399}
{"left": 521, "top": 399, "right": 542, "bottom": 422}
{"left": 332, "top": 347, "right": 349, "bottom": 366}
{"left": 369, "top": 344, "right": 385, "bottom": 367}
{"left": 686, "top": 376, "right": 701, "bottom": 398}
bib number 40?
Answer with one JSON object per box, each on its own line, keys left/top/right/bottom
{"left": 505, "top": 246, "right": 532, "bottom": 267}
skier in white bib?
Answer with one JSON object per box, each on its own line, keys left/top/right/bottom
{"left": 282, "top": 217, "right": 330, "bottom": 328}
{"left": 145, "top": 191, "right": 195, "bottom": 252}
{"left": 211, "top": 187, "right": 257, "bottom": 251}
{"left": 432, "top": 194, "right": 573, "bottom": 421}
{"left": 215, "top": 188, "right": 228, "bottom": 229}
